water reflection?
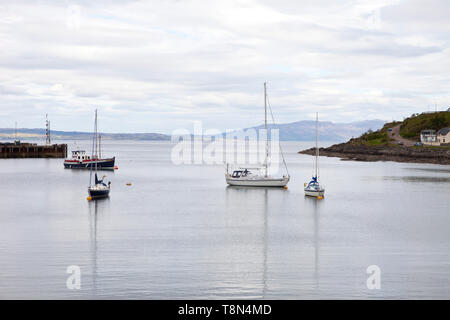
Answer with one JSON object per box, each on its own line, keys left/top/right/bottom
{"left": 382, "top": 176, "right": 450, "bottom": 183}
{"left": 304, "top": 197, "right": 321, "bottom": 288}
{"left": 404, "top": 167, "right": 450, "bottom": 174}
{"left": 225, "top": 186, "right": 275, "bottom": 298}
{"left": 262, "top": 188, "right": 268, "bottom": 298}
{"left": 88, "top": 198, "right": 109, "bottom": 296}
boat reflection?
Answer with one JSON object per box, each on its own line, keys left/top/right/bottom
{"left": 88, "top": 197, "right": 109, "bottom": 296}
{"left": 225, "top": 186, "right": 287, "bottom": 298}
{"left": 263, "top": 188, "right": 268, "bottom": 298}
{"left": 304, "top": 196, "right": 321, "bottom": 288}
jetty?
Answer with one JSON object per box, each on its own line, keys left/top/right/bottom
{"left": 0, "top": 141, "right": 67, "bottom": 158}
{"left": 0, "top": 114, "right": 67, "bottom": 159}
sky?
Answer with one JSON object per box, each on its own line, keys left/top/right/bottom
{"left": 0, "top": 0, "right": 449, "bottom": 133}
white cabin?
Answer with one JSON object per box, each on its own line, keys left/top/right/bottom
{"left": 71, "top": 150, "right": 92, "bottom": 161}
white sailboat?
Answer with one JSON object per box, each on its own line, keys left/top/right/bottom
{"left": 304, "top": 112, "right": 325, "bottom": 197}
{"left": 225, "top": 82, "right": 290, "bottom": 187}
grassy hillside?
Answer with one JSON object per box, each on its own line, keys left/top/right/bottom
{"left": 353, "top": 121, "right": 400, "bottom": 146}
{"left": 399, "top": 111, "right": 450, "bottom": 139}
{"left": 350, "top": 111, "right": 450, "bottom": 146}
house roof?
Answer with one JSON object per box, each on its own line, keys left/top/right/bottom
{"left": 421, "top": 129, "right": 436, "bottom": 134}
{"left": 437, "top": 127, "right": 450, "bottom": 135}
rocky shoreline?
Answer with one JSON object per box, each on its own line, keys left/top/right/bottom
{"left": 299, "top": 142, "right": 450, "bottom": 165}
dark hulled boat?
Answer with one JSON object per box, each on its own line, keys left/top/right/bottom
{"left": 64, "top": 150, "right": 115, "bottom": 170}
{"left": 88, "top": 173, "right": 110, "bottom": 199}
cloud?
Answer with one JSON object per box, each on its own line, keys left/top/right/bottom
{"left": 0, "top": 0, "right": 449, "bottom": 133}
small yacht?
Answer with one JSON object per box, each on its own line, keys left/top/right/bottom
{"left": 226, "top": 166, "right": 290, "bottom": 187}
{"left": 225, "top": 82, "right": 290, "bottom": 187}
{"left": 304, "top": 176, "right": 324, "bottom": 197}
{"left": 88, "top": 173, "right": 111, "bottom": 199}
{"left": 88, "top": 109, "right": 111, "bottom": 200}
{"left": 304, "top": 113, "right": 325, "bottom": 198}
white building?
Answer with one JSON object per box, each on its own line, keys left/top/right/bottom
{"left": 420, "top": 130, "right": 439, "bottom": 146}
{"left": 437, "top": 128, "right": 450, "bottom": 145}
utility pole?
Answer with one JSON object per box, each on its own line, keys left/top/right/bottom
{"left": 46, "top": 114, "right": 51, "bottom": 145}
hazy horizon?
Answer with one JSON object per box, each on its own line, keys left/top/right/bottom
{"left": 0, "top": 118, "right": 386, "bottom": 135}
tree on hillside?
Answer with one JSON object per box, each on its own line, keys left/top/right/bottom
{"left": 431, "top": 114, "right": 446, "bottom": 129}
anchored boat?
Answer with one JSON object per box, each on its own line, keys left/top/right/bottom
{"left": 64, "top": 130, "right": 115, "bottom": 170}
{"left": 226, "top": 167, "right": 289, "bottom": 187}
{"left": 225, "top": 82, "right": 290, "bottom": 187}
{"left": 64, "top": 149, "right": 115, "bottom": 170}
{"left": 89, "top": 173, "right": 111, "bottom": 199}
{"left": 88, "top": 109, "right": 111, "bottom": 199}
{"left": 304, "top": 113, "right": 325, "bottom": 198}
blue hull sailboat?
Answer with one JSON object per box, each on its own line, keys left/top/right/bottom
{"left": 305, "top": 112, "right": 325, "bottom": 198}
{"left": 88, "top": 109, "right": 110, "bottom": 200}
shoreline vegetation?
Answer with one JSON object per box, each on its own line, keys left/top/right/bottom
{"left": 299, "top": 111, "right": 450, "bottom": 165}
{"left": 300, "top": 143, "right": 450, "bottom": 165}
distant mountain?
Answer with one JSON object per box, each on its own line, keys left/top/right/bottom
{"left": 0, "top": 128, "right": 171, "bottom": 141}
{"left": 0, "top": 119, "right": 384, "bottom": 142}
{"left": 225, "top": 119, "right": 385, "bottom": 141}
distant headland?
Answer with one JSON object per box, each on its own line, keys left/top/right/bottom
{"left": 300, "top": 111, "right": 450, "bottom": 165}
{"left": 0, "top": 128, "right": 171, "bottom": 141}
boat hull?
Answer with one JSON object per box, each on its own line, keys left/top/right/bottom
{"left": 226, "top": 176, "right": 289, "bottom": 187}
{"left": 304, "top": 189, "right": 325, "bottom": 197}
{"left": 88, "top": 188, "right": 110, "bottom": 199}
{"left": 64, "top": 157, "right": 115, "bottom": 170}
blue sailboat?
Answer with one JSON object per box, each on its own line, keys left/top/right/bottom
{"left": 305, "top": 113, "right": 325, "bottom": 198}
{"left": 88, "top": 110, "right": 111, "bottom": 199}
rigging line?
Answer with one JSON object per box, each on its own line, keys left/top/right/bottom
{"left": 266, "top": 94, "right": 290, "bottom": 177}
{"left": 316, "top": 112, "right": 320, "bottom": 180}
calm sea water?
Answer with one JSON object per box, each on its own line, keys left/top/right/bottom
{"left": 0, "top": 140, "right": 449, "bottom": 299}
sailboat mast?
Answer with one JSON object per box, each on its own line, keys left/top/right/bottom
{"left": 264, "top": 82, "right": 268, "bottom": 178}
{"left": 95, "top": 116, "right": 99, "bottom": 159}
{"left": 94, "top": 110, "right": 98, "bottom": 173}
{"left": 89, "top": 109, "right": 97, "bottom": 187}
{"left": 315, "top": 112, "right": 318, "bottom": 178}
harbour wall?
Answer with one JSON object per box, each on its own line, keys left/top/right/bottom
{"left": 0, "top": 142, "right": 67, "bottom": 158}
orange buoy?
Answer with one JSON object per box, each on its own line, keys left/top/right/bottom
{"left": 317, "top": 196, "right": 323, "bottom": 200}
{"left": 283, "top": 185, "right": 288, "bottom": 190}
{"left": 114, "top": 166, "right": 119, "bottom": 170}
{"left": 126, "top": 183, "right": 132, "bottom": 186}
{"left": 87, "top": 196, "right": 92, "bottom": 201}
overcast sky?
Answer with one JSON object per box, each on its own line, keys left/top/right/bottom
{"left": 1, "top": 0, "right": 449, "bottom": 133}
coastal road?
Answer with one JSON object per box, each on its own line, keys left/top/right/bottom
{"left": 390, "top": 124, "right": 415, "bottom": 146}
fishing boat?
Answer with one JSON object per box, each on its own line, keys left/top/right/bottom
{"left": 304, "top": 113, "right": 325, "bottom": 198}
{"left": 225, "top": 82, "right": 290, "bottom": 187}
{"left": 88, "top": 110, "right": 110, "bottom": 199}
{"left": 64, "top": 132, "right": 115, "bottom": 170}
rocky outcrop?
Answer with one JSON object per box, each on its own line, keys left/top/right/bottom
{"left": 299, "top": 143, "right": 450, "bottom": 165}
